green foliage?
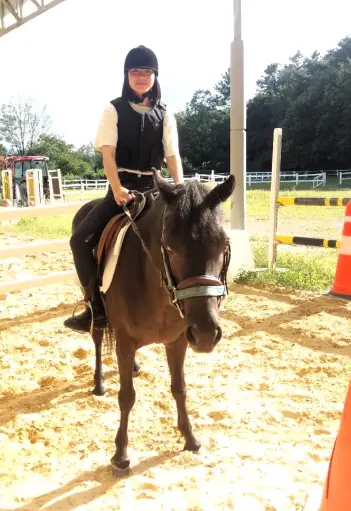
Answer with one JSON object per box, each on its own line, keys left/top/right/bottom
{"left": 160, "top": 165, "right": 170, "bottom": 178}
{"left": 247, "top": 37, "right": 351, "bottom": 171}
{"left": 214, "top": 69, "right": 230, "bottom": 107}
{"left": 176, "top": 90, "right": 229, "bottom": 173}
{"left": 235, "top": 240, "right": 336, "bottom": 292}
{"left": 176, "top": 36, "right": 351, "bottom": 174}
{"left": 30, "top": 134, "right": 103, "bottom": 178}
{"left": 3, "top": 37, "right": 351, "bottom": 180}
{"left": 10, "top": 216, "right": 73, "bottom": 239}
{"left": 0, "top": 142, "right": 7, "bottom": 156}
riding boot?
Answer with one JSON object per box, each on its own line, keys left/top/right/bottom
{"left": 64, "top": 280, "right": 108, "bottom": 333}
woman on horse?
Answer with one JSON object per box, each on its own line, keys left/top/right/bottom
{"left": 64, "top": 45, "right": 184, "bottom": 333}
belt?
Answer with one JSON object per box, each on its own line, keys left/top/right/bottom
{"left": 118, "top": 168, "right": 154, "bottom": 176}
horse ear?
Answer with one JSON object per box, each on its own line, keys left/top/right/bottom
{"left": 203, "top": 175, "right": 236, "bottom": 210}
{"left": 153, "top": 168, "right": 183, "bottom": 203}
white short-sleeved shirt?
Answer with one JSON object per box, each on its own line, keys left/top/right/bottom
{"left": 94, "top": 101, "right": 180, "bottom": 165}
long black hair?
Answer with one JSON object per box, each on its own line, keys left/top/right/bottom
{"left": 121, "top": 73, "right": 161, "bottom": 105}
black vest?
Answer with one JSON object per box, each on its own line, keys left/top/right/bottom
{"left": 110, "top": 97, "right": 166, "bottom": 173}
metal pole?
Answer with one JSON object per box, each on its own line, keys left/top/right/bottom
{"left": 230, "top": 0, "right": 246, "bottom": 230}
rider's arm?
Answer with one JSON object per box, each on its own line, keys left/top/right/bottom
{"left": 163, "top": 110, "right": 184, "bottom": 185}
{"left": 166, "top": 155, "right": 183, "bottom": 185}
{"left": 95, "top": 104, "right": 122, "bottom": 194}
{"left": 101, "top": 146, "right": 121, "bottom": 193}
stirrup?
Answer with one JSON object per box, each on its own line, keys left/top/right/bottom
{"left": 72, "top": 299, "right": 94, "bottom": 335}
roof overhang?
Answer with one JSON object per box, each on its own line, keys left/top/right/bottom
{"left": 0, "top": 0, "right": 67, "bottom": 38}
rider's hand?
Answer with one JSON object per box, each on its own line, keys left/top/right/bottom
{"left": 113, "top": 186, "right": 135, "bottom": 206}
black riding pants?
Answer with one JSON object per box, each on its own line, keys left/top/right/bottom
{"left": 70, "top": 173, "right": 154, "bottom": 289}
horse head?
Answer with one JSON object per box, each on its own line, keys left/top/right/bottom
{"left": 154, "top": 171, "right": 235, "bottom": 353}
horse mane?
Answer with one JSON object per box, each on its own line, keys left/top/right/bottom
{"left": 172, "top": 180, "right": 225, "bottom": 240}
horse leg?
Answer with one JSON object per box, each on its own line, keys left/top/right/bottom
{"left": 165, "top": 334, "right": 201, "bottom": 452}
{"left": 111, "top": 338, "right": 136, "bottom": 472}
{"left": 92, "top": 328, "right": 105, "bottom": 396}
{"left": 133, "top": 359, "right": 141, "bottom": 376}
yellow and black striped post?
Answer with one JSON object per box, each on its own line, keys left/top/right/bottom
{"left": 275, "top": 235, "right": 340, "bottom": 249}
{"left": 267, "top": 127, "right": 349, "bottom": 267}
{"left": 277, "top": 197, "right": 351, "bottom": 207}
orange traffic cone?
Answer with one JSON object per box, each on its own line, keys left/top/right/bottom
{"left": 329, "top": 200, "right": 351, "bottom": 299}
{"left": 320, "top": 378, "right": 351, "bottom": 510}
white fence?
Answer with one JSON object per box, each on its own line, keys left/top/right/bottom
{"left": 0, "top": 202, "right": 83, "bottom": 294}
{"left": 62, "top": 179, "right": 108, "bottom": 199}
{"left": 247, "top": 171, "right": 326, "bottom": 188}
{"left": 61, "top": 171, "right": 330, "bottom": 196}
{"left": 62, "top": 172, "right": 227, "bottom": 195}
{"left": 63, "top": 170, "right": 351, "bottom": 191}
{"left": 339, "top": 170, "right": 351, "bottom": 185}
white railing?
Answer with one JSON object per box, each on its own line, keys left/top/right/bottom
{"left": 62, "top": 173, "right": 228, "bottom": 196}
{"left": 247, "top": 171, "right": 327, "bottom": 187}
{"left": 339, "top": 170, "right": 351, "bottom": 185}
{"left": 0, "top": 202, "right": 84, "bottom": 294}
{"left": 312, "top": 172, "right": 327, "bottom": 189}
{"left": 62, "top": 179, "right": 108, "bottom": 189}
{"left": 59, "top": 170, "right": 333, "bottom": 195}
{"left": 194, "top": 171, "right": 227, "bottom": 183}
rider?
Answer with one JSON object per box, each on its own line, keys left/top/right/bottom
{"left": 64, "top": 45, "right": 184, "bottom": 333}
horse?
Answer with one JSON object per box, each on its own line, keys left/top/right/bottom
{"left": 71, "top": 170, "right": 235, "bottom": 472}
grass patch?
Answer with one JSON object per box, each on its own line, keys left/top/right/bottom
{"left": 7, "top": 216, "right": 73, "bottom": 239}
{"left": 235, "top": 239, "right": 337, "bottom": 292}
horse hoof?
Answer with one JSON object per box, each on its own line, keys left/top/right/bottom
{"left": 133, "top": 361, "right": 141, "bottom": 377}
{"left": 111, "top": 455, "right": 130, "bottom": 476}
{"left": 92, "top": 385, "right": 106, "bottom": 396}
{"left": 184, "top": 439, "right": 201, "bottom": 453}
{"left": 111, "top": 463, "right": 130, "bottom": 477}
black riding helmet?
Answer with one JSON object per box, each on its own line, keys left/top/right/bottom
{"left": 124, "top": 45, "right": 159, "bottom": 76}
{"left": 122, "top": 45, "right": 161, "bottom": 104}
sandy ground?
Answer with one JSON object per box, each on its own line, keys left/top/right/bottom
{"left": 1, "top": 233, "right": 351, "bottom": 510}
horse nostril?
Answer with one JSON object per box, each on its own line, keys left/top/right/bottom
{"left": 185, "top": 326, "right": 196, "bottom": 345}
{"left": 215, "top": 326, "right": 222, "bottom": 344}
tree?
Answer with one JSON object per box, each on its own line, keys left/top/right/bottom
{"left": 77, "top": 142, "right": 103, "bottom": 170}
{"left": 0, "top": 96, "right": 51, "bottom": 155}
{"left": 176, "top": 89, "right": 230, "bottom": 173}
{"left": 31, "top": 134, "right": 96, "bottom": 177}
{"left": 0, "top": 142, "right": 7, "bottom": 157}
{"left": 246, "top": 36, "right": 351, "bottom": 170}
{"left": 214, "top": 69, "right": 230, "bottom": 106}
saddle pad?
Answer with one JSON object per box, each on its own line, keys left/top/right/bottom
{"left": 98, "top": 195, "right": 148, "bottom": 294}
{"left": 100, "top": 220, "right": 131, "bottom": 293}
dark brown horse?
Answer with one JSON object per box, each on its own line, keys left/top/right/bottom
{"left": 72, "top": 171, "right": 235, "bottom": 472}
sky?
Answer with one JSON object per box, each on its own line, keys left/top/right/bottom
{"left": 1, "top": 0, "right": 351, "bottom": 148}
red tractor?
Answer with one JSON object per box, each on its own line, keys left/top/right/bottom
{"left": 0, "top": 155, "right": 50, "bottom": 205}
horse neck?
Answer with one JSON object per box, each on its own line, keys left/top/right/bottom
{"left": 137, "top": 196, "right": 165, "bottom": 268}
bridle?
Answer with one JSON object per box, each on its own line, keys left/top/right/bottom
{"left": 160, "top": 227, "right": 231, "bottom": 318}
{"left": 123, "top": 192, "right": 231, "bottom": 319}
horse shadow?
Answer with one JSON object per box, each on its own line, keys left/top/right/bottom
{"left": 1, "top": 450, "right": 179, "bottom": 511}
{"left": 0, "top": 370, "right": 116, "bottom": 428}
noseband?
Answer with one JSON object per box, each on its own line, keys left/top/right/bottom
{"left": 123, "top": 195, "right": 231, "bottom": 319}
{"left": 160, "top": 240, "right": 231, "bottom": 318}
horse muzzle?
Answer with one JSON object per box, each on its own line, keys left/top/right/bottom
{"left": 185, "top": 324, "right": 222, "bottom": 353}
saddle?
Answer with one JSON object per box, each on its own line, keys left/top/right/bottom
{"left": 96, "top": 191, "right": 155, "bottom": 287}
